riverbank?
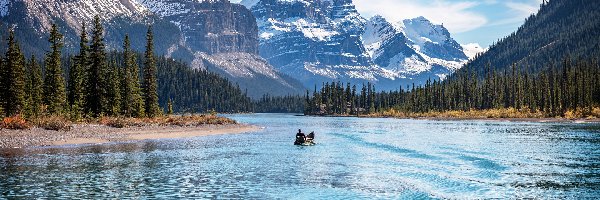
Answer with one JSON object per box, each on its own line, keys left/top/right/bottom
{"left": 305, "top": 108, "right": 600, "bottom": 123}
{"left": 0, "top": 122, "right": 260, "bottom": 149}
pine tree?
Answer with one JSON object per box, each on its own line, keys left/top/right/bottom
{"left": 44, "top": 24, "right": 67, "bottom": 115}
{"left": 105, "top": 60, "right": 121, "bottom": 115}
{"left": 67, "top": 58, "right": 84, "bottom": 120}
{"left": 143, "top": 26, "right": 161, "bottom": 117}
{"left": 2, "top": 29, "right": 27, "bottom": 116}
{"left": 26, "top": 56, "right": 43, "bottom": 118}
{"left": 167, "top": 99, "right": 173, "bottom": 115}
{"left": 121, "top": 35, "right": 145, "bottom": 117}
{"left": 87, "top": 16, "right": 107, "bottom": 117}
{"left": 69, "top": 22, "right": 88, "bottom": 120}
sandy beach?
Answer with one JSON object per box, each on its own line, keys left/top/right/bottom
{"left": 0, "top": 124, "right": 260, "bottom": 149}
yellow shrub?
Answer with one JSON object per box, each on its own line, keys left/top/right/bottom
{"left": 1, "top": 115, "right": 30, "bottom": 130}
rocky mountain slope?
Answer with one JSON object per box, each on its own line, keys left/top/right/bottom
{"left": 241, "top": 0, "right": 476, "bottom": 90}
{"left": 0, "top": 0, "right": 304, "bottom": 98}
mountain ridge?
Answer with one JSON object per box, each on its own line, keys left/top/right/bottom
{"left": 242, "top": 0, "right": 477, "bottom": 90}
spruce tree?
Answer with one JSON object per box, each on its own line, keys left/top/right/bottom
{"left": 167, "top": 99, "right": 173, "bottom": 115}
{"left": 68, "top": 59, "right": 85, "bottom": 119}
{"left": 105, "top": 60, "right": 121, "bottom": 116}
{"left": 121, "top": 35, "right": 145, "bottom": 117}
{"left": 44, "top": 24, "right": 67, "bottom": 115}
{"left": 87, "top": 16, "right": 107, "bottom": 117}
{"left": 26, "top": 56, "right": 43, "bottom": 118}
{"left": 143, "top": 26, "right": 161, "bottom": 117}
{"left": 69, "top": 22, "right": 88, "bottom": 120}
{"left": 2, "top": 29, "right": 27, "bottom": 116}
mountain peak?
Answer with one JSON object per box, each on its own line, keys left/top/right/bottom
{"left": 402, "top": 16, "right": 451, "bottom": 45}
{"left": 369, "top": 15, "right": 387, "bottom": 22}
{"left": 413, "top": 16, "right": 429, "bottom": 21}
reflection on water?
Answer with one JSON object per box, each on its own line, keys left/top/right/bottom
{"left": 1, "top": 114, "right": 599, "bottom": 199}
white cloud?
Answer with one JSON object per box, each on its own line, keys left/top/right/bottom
{"left": 505, "top": 2, "right": 538, "bottom": 14}
{"left": 483, "top": 0, "right": 540, "bottom": 27}
{"left": 353, "top": 0, "right": 488, "bottom": 33}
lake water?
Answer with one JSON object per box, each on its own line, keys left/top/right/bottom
{"left": 1, "top": 113, "right": 599, "bottom": 199}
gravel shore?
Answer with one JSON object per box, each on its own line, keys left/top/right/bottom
{"left": 0, "top": 124, "right": 259, "bottom": 149}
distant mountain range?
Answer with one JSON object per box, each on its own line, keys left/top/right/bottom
{"left": 241, "top": 0, "right": 483, "bottom": 90}
{"left": 0, "top": 0, "right": 484, "bottom": 95}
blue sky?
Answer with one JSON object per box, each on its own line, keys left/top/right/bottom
{"left": 233, "top": 0, "right": 543, "bottom": 47}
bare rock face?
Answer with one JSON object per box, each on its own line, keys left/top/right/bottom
{"left": 140, "top": 0, "right": 259, "bottom": 54}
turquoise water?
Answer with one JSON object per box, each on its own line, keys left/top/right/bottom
{"left": 1, "top": 114, "right": 599, "bottom": 199}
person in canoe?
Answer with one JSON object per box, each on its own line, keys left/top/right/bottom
{"left": 294, "top": 129, "right": 306, "bottom": 145}
{"left": 295, "top": 129, "right": 315, "bottom": 145}
{"left": 306, "top": 131, "right": 315, "bottom": 142}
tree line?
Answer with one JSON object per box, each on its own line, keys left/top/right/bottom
{"left": 0, "top": 15, "right": 256, "bottom": 120}
{"left": 304, "top": 58, "right": 600, "bottom": 117}
{"left": 254, "top": 94, "right": 305, "bottom": 113}
{"left": 0, "top": 16, "right": 160, "bottom": 120}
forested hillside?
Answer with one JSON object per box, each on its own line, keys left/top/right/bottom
{"left": 463, "top": 0, "right": 600, "bottom": 75}
{"left": 304, "top": 0, "right": 600, "bottom": 118}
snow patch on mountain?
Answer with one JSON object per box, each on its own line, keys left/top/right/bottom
{"left": 362, "top": 15, "right": 395, "bottom": 58}
{"left": 194, "top": 52, "right": 276, "bottom": 79}
{"left": 461, "top": 43, "right": 486, "bottom": 59}
{"left": 400, "top": 17, "right": 448, "bottom": 46}
{"left": 304, "top": 62, "right": 396, "bottom": 81}
{"left": 136, "top": 0, "right": 188, "bottom": 17}
{"left": 0, "top": 0, "right": 8, "bottom": 17}
{"left": 23, "top": 0, "right": 149, "bottom": 32}
{"left": 259, "top": 17, "right": 339, "bottom": 41}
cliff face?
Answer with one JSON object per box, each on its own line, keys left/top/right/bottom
{"left": 140, "top": 0, "right": 259, "bottom": 55}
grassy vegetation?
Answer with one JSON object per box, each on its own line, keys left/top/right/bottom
{"left": 0, "top": 114, "right": 237, "bottom": 130}
{"left": 31, "top": 115, "right": 73, "bottom": 131}
{"left": 98, "top": 115, "right": 237, "bottom": 128}
{"left": 369, "top": 107, "right": 600, "bottom": 120}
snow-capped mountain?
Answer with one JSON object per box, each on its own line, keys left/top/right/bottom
{"left": 8, "top": 0, "right": 149, "bottom": 33}
{"left": 242, "top": 0, "right": 472, "bottom": 89}
{"left": 363, "top": 15, "right": 468, "bottom": 79}
{"left": 243, "top": 0, "right": 397, "bottom": 89}
{"left": 0, "top": 0, "right": 304, "bottom": 98}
